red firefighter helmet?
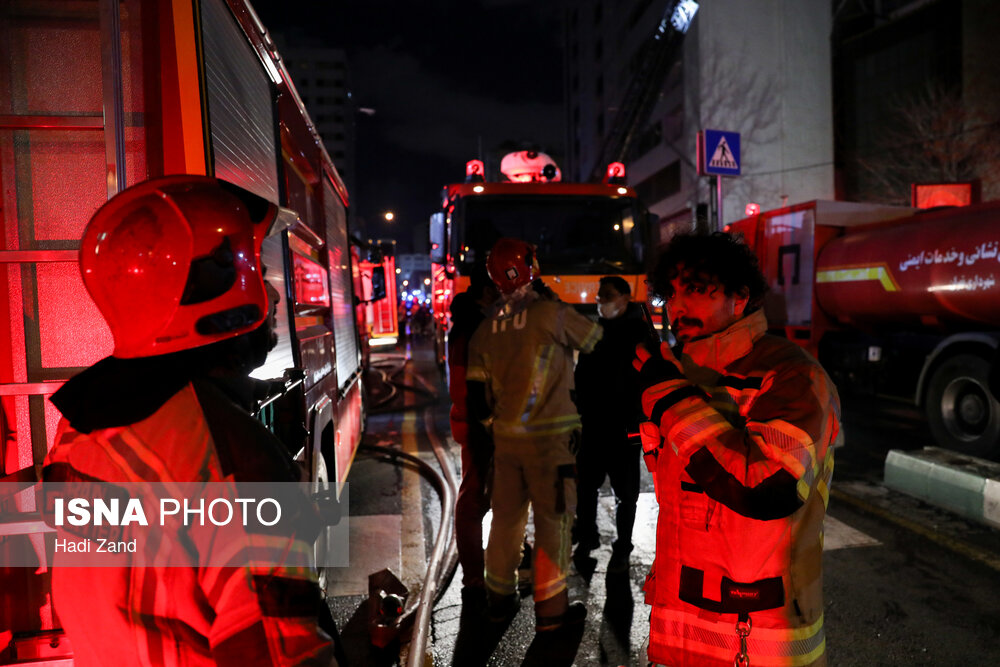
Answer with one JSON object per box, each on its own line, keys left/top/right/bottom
{"left": 486, "top": 238, "right": 540, "bottom": 295}
{"left": 80, "top": 175, "right": 289, "bottom": 358}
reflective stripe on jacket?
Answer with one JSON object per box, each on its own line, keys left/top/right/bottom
{"left": 467, "top": 295, "right": 601, "bottom": 438}
{"left": 45, "top": 378, "right": 336, "bottom": 667}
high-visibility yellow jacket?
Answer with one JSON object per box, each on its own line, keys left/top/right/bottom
{"left": 467, "top": 294, "right": 602, "bottom": 439}
{"left": 643, "top": 310, "right": 840, "bottom": 667}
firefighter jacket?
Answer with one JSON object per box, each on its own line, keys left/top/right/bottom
{"left": 45, "top": 355, "right": 337, "bottom": 667}
{"left": 642, "top": 309, "right": 839, "bottom": 667}
{"left": 467, "top": 292, "right": 602, "bottom": 439}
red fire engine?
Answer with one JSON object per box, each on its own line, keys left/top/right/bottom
{"left": 0, "top": 0, "right": 375, "bottom": 660}
{"left": 358, "top": 240, "right": 400, "bottom": 349}
{"left": 727, "top": 199, "right": 1000, "bottom": 459}
{"left": 429, "top": 151, "right": 655, "bottom": 365}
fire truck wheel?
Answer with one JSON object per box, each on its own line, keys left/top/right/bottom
{"left": 314, "top": 451, "right": 331, "bottom": 595}
{"left": 925, "top": 353, "right": 1000, "bottom": 460}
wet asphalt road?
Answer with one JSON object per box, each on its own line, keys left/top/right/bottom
{"left": 334, "top": 341, "right": 1000, "bottom": 666}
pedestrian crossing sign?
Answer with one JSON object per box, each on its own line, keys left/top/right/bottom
{"left": 700, "top": 129, "right": 741, "bottom": 176}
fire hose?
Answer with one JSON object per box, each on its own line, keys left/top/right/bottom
{"left": 360, "top": 433, "right": 458, "bottom": 665}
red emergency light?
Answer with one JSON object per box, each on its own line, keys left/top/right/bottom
{"left": 465, "top": 160, "right": 485, "bottom": 183}
{"left": 604, "top": 162, "right": 626, "bottom": 185}
{"left": 745, "top": 202, "right": 761, "bottom": 216}
{"left": 911, "top": 182, "right": 978, "bottom": 209}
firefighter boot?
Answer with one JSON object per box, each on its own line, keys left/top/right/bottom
{"left": 534, "top": 590, "right": 587, "bottom": 632}
{"left": 486, "top": 590, "right": 520, "bottom": 624}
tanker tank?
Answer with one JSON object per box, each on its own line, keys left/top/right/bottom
{"left": 815, "top": 203, "right": 1000, "bottom": 331}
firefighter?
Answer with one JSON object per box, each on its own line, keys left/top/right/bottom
{"left": 573, "top": 276, "right": 648, "bottom": 573}
{"left": 44, "top": 176, "right": 339, "bottom": 666}
{"left": 466, "top": 238, "right": 602, "bottom": 631}
{"left": 448, "top": 263, "right": 498, "bottom": 606}
{"left": 635, "top": 232, "right": 840, "bottom": 667}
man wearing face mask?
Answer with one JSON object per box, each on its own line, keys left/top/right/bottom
{"left": 573, "top": 276, "right": 650, "bottom": 573}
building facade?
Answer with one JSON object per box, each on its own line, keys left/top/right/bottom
{"left": 273, "top": 32, "right": 358, "bottom": 205}
{"left": 833, "top": 0, "right": 1000, "bottom": 204}
{"left": 565, "top": 0, "right": 835, "bottom": 240}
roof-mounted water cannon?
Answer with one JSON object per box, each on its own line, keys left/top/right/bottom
{"left": 604, "top": 162, "right": 626, "bottom": 185}
{"left": 465, "top": 159, "right": 485, "bottom": 183}
{"left": 500, "top": 150, "right": 561, "bottom": 183}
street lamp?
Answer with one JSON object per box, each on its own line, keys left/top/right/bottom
{"left": 384, "top": 211, "right": 395, "bottom": 222}
{"left": 423, "top": 277, "right": 431, "bottom": 286}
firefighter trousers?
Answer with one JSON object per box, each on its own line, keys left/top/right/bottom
{"left": 484, "top": 432, "right": 576, "bottom": 602}
{"left": 455, "top": 437, "right": 492, "bottom": 587}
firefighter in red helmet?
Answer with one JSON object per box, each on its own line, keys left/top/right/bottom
{"left": 485, "top": 237, "right": 539, "bottom": 294}
{"left": 44, "top": 176, "right": 340, "bottom": 666}
{"left": 466, "top": 238, "right": 602, "bottom": 630}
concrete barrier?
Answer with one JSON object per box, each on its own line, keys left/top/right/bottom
{"left": 884, "top": 447, "right": 1000, "bottom": 530}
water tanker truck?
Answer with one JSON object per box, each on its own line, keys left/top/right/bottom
{"left": 727, "top": 199, "right": 1000, "bottom": 459}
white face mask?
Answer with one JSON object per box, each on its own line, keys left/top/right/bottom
{"left": 597, "top": 299, "right": 624, "bottom": 320}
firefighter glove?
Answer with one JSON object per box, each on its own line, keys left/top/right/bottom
{"left": 639, "top": 421, "right": 662, "bottom": 471}
{"left": 638, "top": 421, "right": 662, "bottom": 457}
{"left": 635, "top": 343, "right": 706, "bottom": 428}
{"left": 633, "top": 341, "right": 684, "bottom": 390}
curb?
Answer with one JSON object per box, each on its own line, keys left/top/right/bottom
{"left": 884, "top": 447, "right": 1000, "bottom": 530}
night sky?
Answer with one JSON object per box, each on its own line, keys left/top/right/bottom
{"left": 250, "top": 0, "right": 566, "bottom": 251}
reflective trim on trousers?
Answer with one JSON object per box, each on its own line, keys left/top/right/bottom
{"left": 648, "top": 606, "right": 825, "bottom": 667}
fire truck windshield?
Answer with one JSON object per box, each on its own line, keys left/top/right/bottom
{"left": 459, "top": 195, "right": 644, "bottom": 274}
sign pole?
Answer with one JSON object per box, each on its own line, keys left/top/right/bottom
{"left": 716, "top": 175, "right": 723, "bottom": 231}
{"left": 708, "top": 177, "right": 716, "bottom": 232}
{"left": 701, "top": 129, "right": 740, "bottom": 231}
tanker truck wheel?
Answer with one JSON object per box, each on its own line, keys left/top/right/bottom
{"left": 925, "top": 353, "right": 1000, "bottom": 459}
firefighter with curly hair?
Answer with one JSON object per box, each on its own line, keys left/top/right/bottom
{"left": 636, "top": 232, "right": 840, "bottom": 667}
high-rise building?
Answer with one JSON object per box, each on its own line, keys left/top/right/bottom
{"left": 565, "top": 1, "right": 834, "bottom": 239}
{"left": 273, "top": 32, "right": 357, "bottom": 206}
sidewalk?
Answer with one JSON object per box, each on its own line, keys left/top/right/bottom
{"left": 884, "top": 447, "right": 1000, "bottom": 530}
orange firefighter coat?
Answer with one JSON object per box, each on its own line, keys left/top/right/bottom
{"left": 643, "top": 310, "right": 840, "bottom": 667}
{"left": 45, "top": 371, "right": 336, "bottom": 667}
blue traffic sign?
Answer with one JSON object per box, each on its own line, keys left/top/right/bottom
{"left": 703, "top": 129, "right": 740, "bottom": 176}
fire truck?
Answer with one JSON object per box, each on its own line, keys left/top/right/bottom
{"left": 726, "top": 199, "right": 1000, "bottom": 459}
{"left": 0, "top": 0, "right": 374, "bottom": 660}
{"left": 429, "top": 151, "right": 655, "bottom": 365}
{"left": 358, "top": 239, "right": 400, "bottom": 349}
